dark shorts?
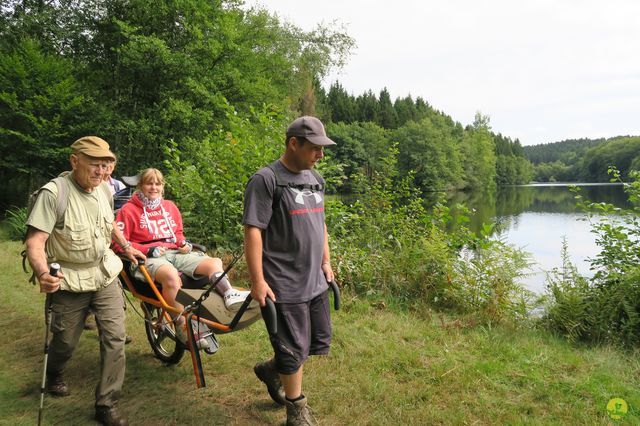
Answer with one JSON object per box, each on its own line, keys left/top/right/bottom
{"left": 270, "top": 291, "right": 332, "bottom": 374}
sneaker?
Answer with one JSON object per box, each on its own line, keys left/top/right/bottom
{"left": 224, "top": 289, "right": 251, "bottom": 311}
{"left": 174, "top": 318, "right": 212, "bottom": 351}
{"left": 285, "top": 396, "right": 317, "bottom": 426}
{"left": 190, "top": 320, "right": 218, "bottom": 353}
{"left": 254, "top": 359, "right": 286, "bottom": 405}
{"left": 45, "top": 373, "right": 70, "bottom": 397}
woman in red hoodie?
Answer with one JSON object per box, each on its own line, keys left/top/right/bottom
{"left": 115, "top": 168, "right": 249, "bottom": 343}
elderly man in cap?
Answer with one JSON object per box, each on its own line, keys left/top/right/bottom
{"left": 26, "top": 136, "right": 145, "bottom": 425}
{"left": 243, "top": 116, "right": 336, "bottom": 425}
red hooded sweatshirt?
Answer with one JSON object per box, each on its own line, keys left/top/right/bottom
{"left": 114, "top": 193, "right": 187, "bottom": 255}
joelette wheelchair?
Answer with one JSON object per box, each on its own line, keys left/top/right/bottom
{"left": 118, "top": 248, "right": 272, "bottom": 388}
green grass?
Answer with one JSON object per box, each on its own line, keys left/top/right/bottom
{"left": 0, "top": 236, "right": 639, "bottom": 425}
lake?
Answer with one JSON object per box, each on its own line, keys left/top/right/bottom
{"left": 450, "top": 183, "right": 630, "bottom": 294}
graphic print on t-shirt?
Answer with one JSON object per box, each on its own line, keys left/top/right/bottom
{"left": 287, "top": 187, "right": 324, "bottom": 216}
{"left": 289, "top": 187, "right": 323, "bottom": 205}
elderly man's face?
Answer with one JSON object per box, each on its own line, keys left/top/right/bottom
{"left": 71, "top": 153, "right": 111, "bottom": 192}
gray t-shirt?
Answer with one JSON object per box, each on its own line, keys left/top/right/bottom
{"left": 243, "top": 160, "right": 327, "bottom": 303}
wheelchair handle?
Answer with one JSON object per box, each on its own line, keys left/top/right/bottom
{"left": 261, "top": 298, "right": 277, "bottom": 336}
{"left": 329, "top": 280, "right": 340, "bottom": 311}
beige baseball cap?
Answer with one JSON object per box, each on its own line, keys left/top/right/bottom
{"left": 70, "top": 136, "right": 116, "bottom": 160}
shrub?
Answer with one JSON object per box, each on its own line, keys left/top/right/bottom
{"left": 544, "top": 168, "right": 640, "bottom": 346}
{"left": 4, "top": 207, "right": 27, "bottom": 241}
{"left": 449, "top": 238, "right": 535, "bottom": 324}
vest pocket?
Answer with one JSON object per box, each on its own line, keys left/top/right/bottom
{"left": 62, "top": 223, "right": 93, "bottom": 251}
{"left": 62, "top": 268, "right": 97, "bottom": 292}
{"left": 100, "top": 250, "right": 123, "bottom": 285}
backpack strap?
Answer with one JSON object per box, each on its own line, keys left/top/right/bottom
{"left": 52, "top": 176, "right": 69, "bottom": 228}
{"left": 22, "top": 176, "right": 70, "bottom": 283}
{"left": 266, "top": 160, "right": 324, "bottom": 212}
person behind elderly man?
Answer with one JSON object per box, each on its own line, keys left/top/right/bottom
{"left": 25, "top": 136, "right": 145, "bottom": 426}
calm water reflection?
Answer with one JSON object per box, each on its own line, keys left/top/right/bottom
{"left": 451, "top": 183, "right": 629, "bottom": 293}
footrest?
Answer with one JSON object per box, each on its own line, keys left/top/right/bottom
{"left": 176, "top": 288, "right": 261, "bottom": 333}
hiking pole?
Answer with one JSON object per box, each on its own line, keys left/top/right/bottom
{"left": 38, "top": 263, "right": 59, "bottom": 426}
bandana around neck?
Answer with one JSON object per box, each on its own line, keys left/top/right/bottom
{"left": 137, "top": 191, "right": 162, "bottom": 210}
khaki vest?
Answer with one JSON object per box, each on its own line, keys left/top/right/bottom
{"left": 44, "top": 174, "right": 123, "bottom": 292}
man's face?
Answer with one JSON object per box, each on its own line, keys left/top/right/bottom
{"left": 71, "top": 153, "right": 111, "bottom": 191}
{"left": 292, "top": 137, "right": 325, "bottom": 170}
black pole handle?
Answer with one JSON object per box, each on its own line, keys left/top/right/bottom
{"left": 49, "top": 263, "right": 60, "bottom": 277}
{"left": 261, "top": 298, "right": 277, "bottom": 335}
{"left": 328, "top": 280, "right": 340, "bottom": 310}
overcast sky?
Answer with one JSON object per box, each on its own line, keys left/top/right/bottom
{"left": 249, "top": 0, "right": 640, "bottom": 146}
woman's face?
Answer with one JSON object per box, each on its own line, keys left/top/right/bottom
{"left": 141, "top": 178, "right": 163, "bottom": 200}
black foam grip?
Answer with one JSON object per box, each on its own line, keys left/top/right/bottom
{"left": 261, "top": 298, "right": 277, "bottom": 335}
{"left": 329, "top": 280, "right": 341, "bottom": 310}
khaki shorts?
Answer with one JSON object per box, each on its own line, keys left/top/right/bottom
{"left": 131, "top": 249, "right": 207, "bottom": 281}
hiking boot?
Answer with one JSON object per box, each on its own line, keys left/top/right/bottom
{"left": 45, "top": 373, "right": 70, "bottom": 397}
{"left": 285, "top": 396, "right": 317, "bottom": 426}
{"left": 224, "top": 289, "right": 251, "bottom": 311}
{"left": 254, "top": 358, "right": 286, "bottom": 405}
{"left": 95, "top": 403, "right": 128, "bottom": 426}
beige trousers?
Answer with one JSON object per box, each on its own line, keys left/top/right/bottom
{"left": 47, "top": 279, "right": 126, "bottom": 407}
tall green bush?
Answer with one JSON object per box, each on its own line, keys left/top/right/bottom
{"left": 543, "top": 168, "right": 640, "bottom": 346}
{"left": 162, "top": 106, "right": 284, "bottom": 249}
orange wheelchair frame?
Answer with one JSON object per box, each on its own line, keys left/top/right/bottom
{"left": 118, "top": 254, "right": 274, "bottom": 388}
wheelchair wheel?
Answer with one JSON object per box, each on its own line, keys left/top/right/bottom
{"left": 142, "top": 302, "right": 185, "bottom": 364}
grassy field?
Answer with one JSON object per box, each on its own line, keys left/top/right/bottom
{"left": 0, "top": 235, "right": 639, "bottom": 425}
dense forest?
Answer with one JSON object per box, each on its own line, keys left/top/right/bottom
{"left": 524, "top": 136, "right": 640, "bottom": 182}
{"left": 317, "top": 82, "right": 533, "bottom": 192}
{"left": 0, "top": 0, "right": 354, "bottom": 211}
{"left": 0, "top": 0, "right": 536, "bottom": 217}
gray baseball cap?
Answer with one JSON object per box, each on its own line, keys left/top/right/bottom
{"left": 286, "top": 116, "right": 336, "bottom": 146}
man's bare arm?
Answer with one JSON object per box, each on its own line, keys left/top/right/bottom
{"left": 25, "top": 227, "right": 61, "bottom": 293}
{"left": 111, "top": 220, "right": 146, "bottom": 264}
{"left": 244, "top": 225, "right": 275, "bottom": 306}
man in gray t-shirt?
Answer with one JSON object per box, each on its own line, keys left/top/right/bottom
{"left": 243, "top": 116, "right": 335, "bottom": 426}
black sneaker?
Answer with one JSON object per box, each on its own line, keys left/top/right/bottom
{"left": 254, "top": 358, "right": 286, "bottom": 405}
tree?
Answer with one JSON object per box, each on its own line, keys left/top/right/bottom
{"left": 0, "top": 38, "right": 96, "bottom": 209}
{"left": 326, "top": 121, "right": 390, "bottom": 191}
{"left": 460, "top": 113, "right": 496, "bottom": 190}
{"left": 378, "top": 88, "right": 397, "bottom": 129}
{"left": 327, "top": 81, "right": 356, "bottom": 123}
{"left": 394, "top": 95, "right": 417, "bottom": 127}
{"left": 394, "top": 117, "right": 463, "bottom": 192}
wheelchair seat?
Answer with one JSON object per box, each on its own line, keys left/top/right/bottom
{"left": 121, "top": 260, "right": 209, "bottom": 299}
